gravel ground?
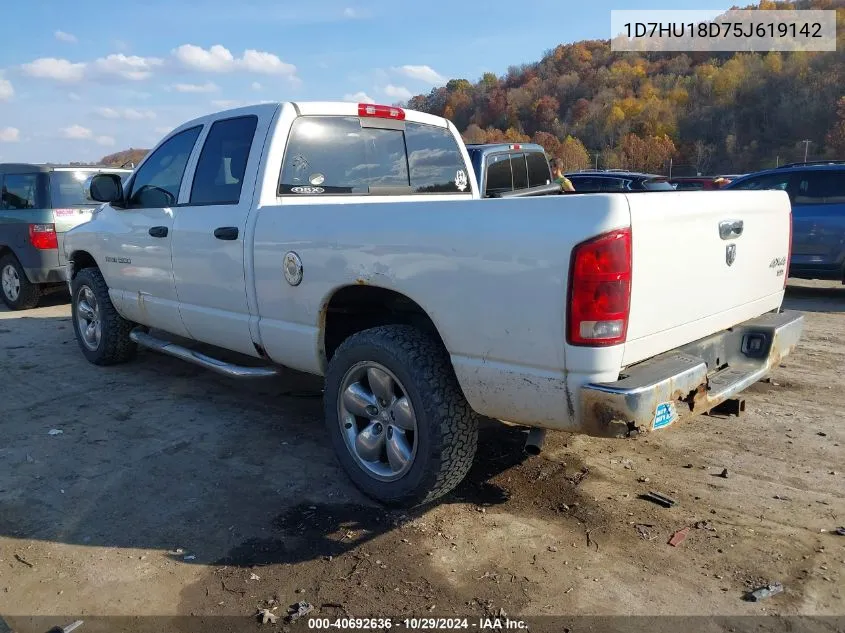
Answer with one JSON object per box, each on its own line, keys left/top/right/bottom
{"left": 0, "top": 280, "right": 843, "bottom": 631}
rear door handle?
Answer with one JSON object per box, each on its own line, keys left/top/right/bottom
{"left": 213, "top": 226, "right": 239, "bottom": 240}
{"left": 149, "top": 226, "right": 168, "bottom": 238}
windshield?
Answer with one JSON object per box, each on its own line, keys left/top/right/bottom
{"left": 49, "top": 170, "right": 128, "bottom": 207}
{"left": 643, "top": 179, "right": 674, "bottom": 191}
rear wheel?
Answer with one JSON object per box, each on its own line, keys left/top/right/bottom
{"left": 324, "top": 325, "right": 478, "bottom": 507}
{"left": 71, "top": 267, "right": 137, "bottom": 365}
{"left": 0, "top": 254, "right": 41, "bottom": 310}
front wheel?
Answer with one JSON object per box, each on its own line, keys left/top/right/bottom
{"left": 324, "top": 325, "right": 478, "bottom": 507}
{"left": 71, "top": 267, "right": 137, "bottom": 365}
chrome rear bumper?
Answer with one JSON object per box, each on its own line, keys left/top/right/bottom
{"left": 580, "top": 310, "right": 805, "bottom": 438}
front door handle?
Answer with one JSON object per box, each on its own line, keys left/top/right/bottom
{"left": 213, "top": 226, "right": 239, "bottom": 241}
{"left": 149, "top": 226, "right": 168, "bottom": 238}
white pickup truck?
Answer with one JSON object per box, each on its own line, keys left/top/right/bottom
{"left": 64, "top": 101, "right": 804, "bottom": 506}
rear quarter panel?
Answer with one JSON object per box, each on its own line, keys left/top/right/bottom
{"left": 0, "top": 208, "right": 59, "bottom": 278}
{"left": 250, "top": 193, "right": 632, "bottom": 429}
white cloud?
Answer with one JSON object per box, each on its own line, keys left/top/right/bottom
{"left": 54, "top": 30, "right": 78, "bottom": 44}
{"left": 173, "top": 44, "right": 298, "bottom": 79}
{"left": 251, "top": 82, "right": 263, "bottom": 91}
{"left": 174, "top": 44, "right": 234, "bottom": 72}
{"left": 395, "top": 64, "right": 445, "bottom": 85}
{"left": 172, "top": 81, "right": 219, "bottom": 93}
{"left": 96, "top": 135, "right": 116, "bottom": 146}
{"left": 62, "top": 124, "right": 93, "bottom": 140}
{"left": 123, "top": 108, "right": 156, "bottom": 120}
{"left": 68, "top": 92, "right": 81, "bottom": 101}
{"left": 0, "top": 77, "right": 13, "bottom": 101}
{"left": 155, "top": 126, "right": 174, "bottom": 135}
{"left": 95, "top": 107, "right": 120, "bottom": 119}
{"left": 239, "top": 49, "right": 297, "bottom": 76}
{"left": 0, "top": 127, "right": 20, "bottom": 142}
{"left": 96, "top": 107, "right": 155, "bottom": 120}
{"left": 384, "top": 84, "right": 413, "bottom": 101}
{"left": 343, "top": 7, "right": 357, "bottom": 17}
{"left": 22, "top": 57, "right": 86, "bottom": 82}
{"left": 93, "top": 54, "right": 163, "bottom": 80}
{"left": 343, "top": 91, "right": 375, "bottom": 104}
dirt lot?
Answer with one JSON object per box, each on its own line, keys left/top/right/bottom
{"left": 1, "top": 280, "right": 843, "bottom": 631}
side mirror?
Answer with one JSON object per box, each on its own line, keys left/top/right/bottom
{"left": 85, "top": 174, "right": 125, "bottom": 206}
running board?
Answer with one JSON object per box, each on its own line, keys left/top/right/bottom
{"left": 130, "top": 329, "right": 280, "bottom": 379}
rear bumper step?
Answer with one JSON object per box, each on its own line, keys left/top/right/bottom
{"left": 580, "top": 310, "right": 805, "bottom": 437}
{"left": 130, "top": 329, "right": 280, "bottom": 379}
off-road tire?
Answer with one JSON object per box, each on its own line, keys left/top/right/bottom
{"left": 71, "top": 267, "right": 137, "bottom": 365}
{"left": 0, "top": 254, "right": 41, "bottom": 310}
{"left": 324, "top": 325, "right": 478, "bottom": 507}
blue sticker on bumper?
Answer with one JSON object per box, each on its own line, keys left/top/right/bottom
{"left": 652, "top": 402, "right": 678, "bottom": 430}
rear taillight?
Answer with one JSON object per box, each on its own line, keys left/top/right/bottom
{"left": 28, "top": 224, "right": 58, "bottom": 250}
{"left": 567, "top": 227, "right": 632, "bottom": 346}
{"left": 784, "top": 209, "right": 792, "bottom": 288}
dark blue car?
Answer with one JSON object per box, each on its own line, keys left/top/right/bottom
{"left": 725, "top": 162, "right": 845, "bottom": 283}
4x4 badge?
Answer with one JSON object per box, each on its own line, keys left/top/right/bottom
{"left": 726, "top": 244, "right": 737, "bottom": 266}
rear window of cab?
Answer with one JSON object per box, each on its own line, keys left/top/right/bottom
{"left": 279, "top": 116, "right": 471, "bottom": 195}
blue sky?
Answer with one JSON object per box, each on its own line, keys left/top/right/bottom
{"left": 0, "top": 0, "right": 732, "bottom": 163}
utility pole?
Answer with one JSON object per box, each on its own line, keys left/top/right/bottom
{"left": 776, "top": 155, "right": 779, "bottom": 168}
{"left": 802, "top": 140, "right": 811, "bottom": 163}
{"left": 595, "top": 153, "right": 599, "bottom": 171}
{"left": 669, "top": 157, "right": 673, "bottom": 178}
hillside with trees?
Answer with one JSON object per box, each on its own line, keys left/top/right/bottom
{"left": 407, "top": 0, "right": 845, "bottom": 175}
{"left": 98, "top": 148, "right": 149, "bottom": 168}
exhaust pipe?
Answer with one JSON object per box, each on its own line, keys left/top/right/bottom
{"left": 524, "top": 428, "right": 546, "bottom": 456}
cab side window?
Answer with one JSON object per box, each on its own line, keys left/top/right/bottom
{"left": 128, "top": 126, "right": 202, "bottom": 208}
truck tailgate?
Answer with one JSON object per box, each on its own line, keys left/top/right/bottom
{"left": 622, "top": 190, "right": 791, "bottom": 367}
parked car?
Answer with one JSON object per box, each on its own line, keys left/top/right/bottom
{"left": 465, "top": 143, "right": 554, "bottom": 197}
{"left": 565, "top": 171, "right": 674, "bottom": 192}
{"left": 725, "top": 161, "right": 845, "bottom": 282}
{"left": 669, "top": 177, "right": 724, "bottom": 191}
{"left": 0, "top": 164, "right": 132, "bottom": 309}
{"left": 64, "top": 101, "right": 803, "bottom": 506}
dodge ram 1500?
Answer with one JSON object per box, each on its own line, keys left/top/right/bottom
{"left": 64, "top": 101, "right": 804, "bottom": 506}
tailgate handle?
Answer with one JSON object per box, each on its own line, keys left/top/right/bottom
{"left": 719, "top": 220, "right": 743, "bottom": 240}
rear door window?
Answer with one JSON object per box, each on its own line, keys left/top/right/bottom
{"left": 190, "top": 115, "right": 258, "bottom": 205}
{"left": 568, "top": 176, "right": 602, "bottom": 192}
{"left": 793, "top": 171, "right": 845, "bottom": 204}
{"left": 526, "top": 152, "right": 551, "bottom": 187}
{"left": 600, "top": 178, "right": 628, "bottom": 192}
{"left": 279, "top": 116, "right": 469, "bottom": 195}
{"left": 642, "top": 179, "right": 674, "bottom": 191}
{"left": 1, "top": 174, "right": 40, "bottom": 209}
{"left": 511, "top": 153, "right": 528, "bottom": 190}
{"left": 730, "top": 172, "right": 792, "bottom": 191}
{"left": 484, "top": 154, "right": 513, "bottom": 195}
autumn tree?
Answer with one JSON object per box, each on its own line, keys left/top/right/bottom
{"left": 825, "top": 96, "right": 845, "bottom": 156}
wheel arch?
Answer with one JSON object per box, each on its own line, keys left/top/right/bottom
{"left": 67, "top": 250, "right": 99, "bottom": 280}
{"left": 320, "top": 283, "right": 451, "bottom": 369}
